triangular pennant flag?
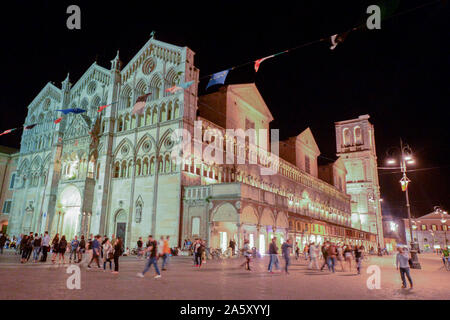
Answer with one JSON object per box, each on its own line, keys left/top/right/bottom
{"left": 54, "top": 117, "right": 63, "bottom": 124}
{"left": 330, "top": 31, "right": 349, "bottom": 50}
{"left": 254, "top": 55, "right": 275, "bottom": 72}
{"left": 56, "top": 108, "right": 86, "bottom": 115}
{"left": 0, "top": 128, "right": 17, "bottom": 136}
{"left": 24, "top": 124, "right": 37, "bottom": 130}
{"left": 165, "top": 80, "right": 195, "bottom": 94}
{"left": 97, "top": 101, "right": 118, "bottom": 112}
{"left": 206, "top": 70, "right": 230, "bottom": 89}
{"left": 131, "top": 93, "right": 152, "bottom": 115}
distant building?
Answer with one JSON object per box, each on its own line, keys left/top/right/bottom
{"left": 0, "top": 146, "right": 19, "bottom": 233}
{"left": 382, "top": 215, "right": 407, "bottom": 252}
{"left": 403, "top": 212, "right": 449, "bottom": 252}
{"left": 335, "top": 115, "right": 384, "bottom": 248}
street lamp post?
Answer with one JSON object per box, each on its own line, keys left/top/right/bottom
{"left": 386, "top": 139, "right": 421, "bottom": 268}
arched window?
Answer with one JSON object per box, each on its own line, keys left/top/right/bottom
{"left": 127, "top": 160, "right": 133, "bottom": 178}
{"left": 150, "top": 157, "right": 155, "bottom": 175}
{"left": 343, "top": 128, "right": 351, "bottom": 147}
{"left": 158, "top": 156, "right": 163, "bottom": 173}
{"left": 120, "top": 160, "right": 127, "bottom": 178}
{"left": 149, "top": 74, "right": 162, "bottom": 100}
{"left": 9, "top": 173, "right": 16, "bottom": 189}
{"left": 165, "top": 155, "right": 170, "bottom": 173}
{"left": 152, "top": 108, "right": 158, "bottom": 124}
{"left": 354, "top": 126, "right": 363, "bottom": 145}
{"left": 113, "top": 162, "right": 120, "bottom": 178}
{"left": 96, "top": 163, "right": 101, "bottom": 180}
{"left": 143, "top": 158, "right": 149, "bottom": 175}
{"left": 135, "top": 159, "right": 141, "bottom": 176}
{"left": 124, "top": 115, "right": 130, "bottom": 131}
{"left": 120, "top": 85, "right": 132, "bottom": 110}
{"left": 118, "top": 117, "right": 123, "bottom": 132}
{"left": 145, "top": 108, "right": 151, "bottom": 126}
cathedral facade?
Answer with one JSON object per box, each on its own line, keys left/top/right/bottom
{"left": 8, "top": 36, "right": 381, "bottom": 251}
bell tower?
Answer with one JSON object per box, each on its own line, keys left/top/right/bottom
{"left": 335, "top": 114, "right": 384, "bottom": 248}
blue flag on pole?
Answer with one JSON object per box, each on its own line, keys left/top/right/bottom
{"left": 206, "top": 69, "right": 230, "bottom": 89}
{"left": 56, "top": 108, "right": 86, "bottom": 115}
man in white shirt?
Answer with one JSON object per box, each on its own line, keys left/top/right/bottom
{"left": 41, "top": 231, "right": 51, "bottom": 262}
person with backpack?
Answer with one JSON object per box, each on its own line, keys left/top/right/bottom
{"left": 25, "top": 233, "right": 34, "bottom": 262}
{"left": 88, "top": 235, "right": 101, "bottom": 269}
{"left": 240, "top": 239, "right": 252, "bottom": 271}
{"left": 69, "top": 235, "right": 79, "bottom": 263}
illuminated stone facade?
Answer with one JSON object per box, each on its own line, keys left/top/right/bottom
{"left": 335, "top": 115, "right": 384, "bottom": 247}
{"left": 0, "top": 146, "right": 19, "bottom": 233}
{"left": 7, "top": 37, "right": 378, "bottom": 251}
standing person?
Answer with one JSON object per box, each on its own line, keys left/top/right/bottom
{"left": 354, "top": 245, "right": 363, "bottom": 275}
{"left": 58, "top": 236, "right": 68, "bottom": 265}
{"left": 78, "top": 235, "right": 85, "bottom": 263}
{"left": 396, "top": 246, "right": 413, "bottom": 289}
{"left": 32, "top": 233, "right": 42, "bottom": 262}
{"left": 193, "top": 239, "right": 205, "bottom": 268}
{"left": 304, "top": 244, "right": 309, "bottom": 260}
{"left": 87, "top": 235, "right": 101, "bottom": 269}
{"left": 441, "top": 247, "right": 449, "bottom": 267}
{"left": 137, "top": 235, "right": 161, "bottom": 279}
{"left": 137, "top": 237, "right": 143, "bottom": 258}
{"left": 51, "top": 234, "right": 59, "bottom": 263}
{"left": 308, "top": 243, "right": 320, "bottom": 270}
{"left": 16, "top": 234, "right": 22, "bottom": 255}
{"left": 336, "top": 243, "right": 345, "bottom": 272}
{"left": 240, "top": 239, "right": 252, "bottom": 271}
{"left": 229, "top": 239, "right": 236, "bottom": 256}
{"left": 112, "top": 237, "right": 123, "bottom": 274}
{"left": 69, "top": 236, "right": 79, "bottom": 263}
{"left": 268, "top": 237, "right": 280, "bottom": 273}
{"left": 20, "top": 234, "right": 29, "bottom": 263}
{"left": 320, "top": 242, "right": 330, "bottom": 271}
{"left": 294, "top": 242, "right": 300, "bottom": 260}
{"left": 145, "top": 236, "right": 152, "bottom": 259}
{"left": 0, "top": 233, "right": 6, "bottom": 254}
{"left": 102, "top": 238, "right": 113, "bottom": 271}
{"left": 193, "top": 239, "right": 200, "bottom": 266}
{"left": 25, "top": 233, "right": 34, "bottom": 262}
{"left": 161, "top": 236, "right": 171, "bottom": 271}
{"left": 343, "top": 245, "right": 353, "bottom": 272}
{"left": 281, "top": 239, "right": 293, "bottom": 274}
{"left": 41, "top": 231, "right": 50, "bottom": 262}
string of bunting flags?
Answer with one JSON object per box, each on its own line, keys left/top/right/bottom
{"left": 0, "top": 0, "right": 440, "bottom": 137}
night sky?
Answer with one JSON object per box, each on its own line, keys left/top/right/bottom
{"left": 0, "top": 0, "right": 448, "bottom": 220}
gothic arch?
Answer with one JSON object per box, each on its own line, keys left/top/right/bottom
{"left": 211, "top": 202, "right": 238, "bottom": 222}
{"left": 260, "top": 208, "right": 275, "bottom": 226}
{"left": 158, "top": 128, "right": 174, "bottom": 152}
{"left": 241, "top": 206, "right": 259, "bottom": 225}
{"left": 135, "top": 133, "right": 156, "bottom": 156}
{"left": 113, "top": 137, "right": 135, "bottom": 159}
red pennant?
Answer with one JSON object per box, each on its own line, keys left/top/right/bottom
{"left": 54, "top": 117, "right": 62, "bottom": 124}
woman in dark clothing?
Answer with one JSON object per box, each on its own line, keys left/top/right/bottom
{"left": 112, "top": 237, "right": 123, "bottom": 274}
{"left": 58, "top": 235, "right": 68, "bottom": 264}
{"left": 20, "top": 235, "right": 30, "bottom": 263}
{"left": 51, "top": 234, "right": 60, "bottom": 263}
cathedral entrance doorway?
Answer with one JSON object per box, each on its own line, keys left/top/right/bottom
{"left": 210, "top": 203, "right": 238, "bottom": 253}
{"left": 114, "top": 210, "right": 127, "bottom": 244}
{"left": 59, "top": 185, "right": 81, "bottom": 241}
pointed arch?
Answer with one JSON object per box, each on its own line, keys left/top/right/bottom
{"left": 113, "top": 137, "right": 135, "bottom": 158}
{"left": 135, "top": 133, "right": 156, "bottom": 156}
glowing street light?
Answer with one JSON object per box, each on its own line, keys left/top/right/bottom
{"left": 385, "top": 139, "right": 421, "bottom": 268}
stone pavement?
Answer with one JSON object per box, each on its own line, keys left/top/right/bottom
{"left": 0, "top": 250, "right": 448, "bottom": 300}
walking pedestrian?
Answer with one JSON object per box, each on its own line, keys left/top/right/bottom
{"left": 396, "top": 246, "right": 413, "bottom": 289}
{"left": 69, "top": 235, "right": 79, "bottom": 263}
{"left": 193, "top": 239, "right": 205, "bottom": 268}
{"left": 327, "top": 242, "right": 337, "bottom": 273}
{"left": 78, "top": 235, "right": 85, "bottom": 263}
{"left": 320, "top": 242, "right": 330, "bottom": 271}
{"left": 112, "top": 237, "right": 123, "bottom": 274}
{"left": 336, "top": 243, "right": 345, "bottom": 272}
{"left": 137, "top": 235, "right": 161, "bottom": 279}
{"left": 281, "top": 239, "right": 293, "bottom": 274}
{"left": 344, "top": 245, "right": 353, "bottom": 272}
{"left": 229, "top": 239, "right": 236, "bottom": 256}
{"left": 354, "top": 245, "right": 363, "bottom": 275}
{"left": 0, "top": 233, "right": 6, "bottom": 254}
{"left": 25, "top": 233, "right": 34, "bottom": 261}
{"left": 304, "top": 244, "right": 309, "bottom": 260}
{"left": 268, "top": 237, "right": 280, "bottom": 273}
{"left": 294, "top": 242, "right": 300, "bottom": 260}
{"left": 240, "top": 239, "right": 252, "bottom": 271}
{"left": 58, "top": 235, "right": 67, "bottom": 265}
{"left": 161, "top": 236, "right": 171, "bottom": 270}
{"left": 87, "top": 235, "right": 101, "bottom": 269}
{"left": 308, "top": 243, "right": 320, "bottom": 270}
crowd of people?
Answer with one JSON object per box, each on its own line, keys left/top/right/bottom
{"left": 4, "top": 230, "right": 442, "bottom": 289}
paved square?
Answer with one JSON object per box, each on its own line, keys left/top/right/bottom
{"left": 0, "top": 251, "right": 448, "bottom": 300}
